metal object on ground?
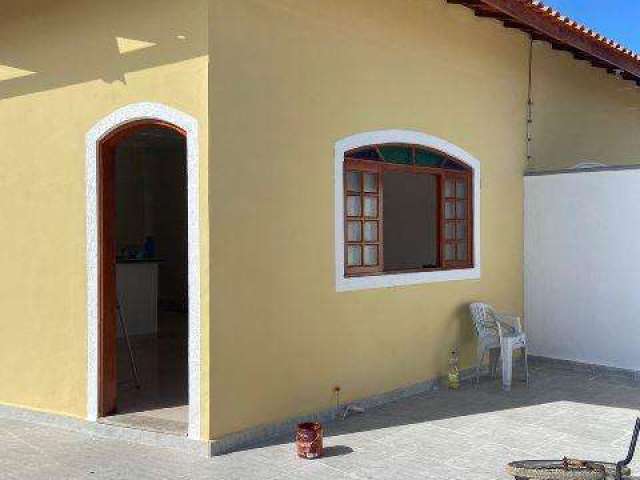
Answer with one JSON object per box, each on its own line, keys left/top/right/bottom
{"left": 296, "top": 422, "right": 323, "bottom": 459}
{"left": 116, "top": 298, "right": 141, "bottom": 389}
{"left": 507, "top": 418, "right": 640, "bottom": 480}
{"left": 507, "top": 459, "right": 623, "bottom": 480}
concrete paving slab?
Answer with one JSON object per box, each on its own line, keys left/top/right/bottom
{"left": 2, "top": 362, "right": 640, "bottom": 479}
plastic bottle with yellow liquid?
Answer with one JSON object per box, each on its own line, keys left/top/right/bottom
{"left": 448, "top": 350, "right": 460, "bottom": 390}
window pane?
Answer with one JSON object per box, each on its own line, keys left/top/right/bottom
{"left": 379, "top": 145, "right": 412, "bottom": 164}
{"left": 346, "top": 171, "right": 361, "bottom": 192}
{"left": 346, "top": 221, "right": 361, "bottom": 242}
{"left": 347, "top": 245, "right": 362, "bottom": 266}
{"left": 444, "top": 243, "right": 455, "bottom": 261}
{"left": 442, "top": 159, "right": 466, "bottom": 171}
{"left": 363, "top": 245, "right": 378, "bottom": 266}
{"left": 363, "top": 196, "right": 377, "bottom": 218}
{"left": 363, "top": 172, "right": 378, "bottom": 193}
{"left": 346, "top": 148, "right": 381, "bottom": 161}
{"left": 456, "top": 222, "right": 466, "bottom": 240}
{"left": 415, "top": 149, "right": 444, "bottom": 167}
{"left": 444, "top": 180, "right": 455, "bottom": 198}
{"left": 445, "top": 222, "right": 455, "bottom": 240}
{"left": 364, "top": 221, "right": 378, "bottom": 242}
{"left": 346, "top": 195, "right": 361, "bottom": 217}
{"left": 444, "top": 200, "right": 455, "bottom": 220}
{"left": 457, "top": 242, "right": 467, "bottom": 261}
{"left": 456, "top": 181, "right": 466, "bottom": 198}
{"left": 456, "top": 200, "right": 466, "bottom": 219}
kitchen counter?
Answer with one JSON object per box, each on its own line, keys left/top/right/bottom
{"left": 116, "top": 261, "right": 159, "bottom": 337}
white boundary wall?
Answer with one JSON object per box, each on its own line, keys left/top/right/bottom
{"left": 525, "top": 167, "right": 640, "bottom": 370}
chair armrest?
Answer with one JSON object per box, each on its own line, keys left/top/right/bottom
{"left": 495, "top": 313, "right": 523, "bottom": 334}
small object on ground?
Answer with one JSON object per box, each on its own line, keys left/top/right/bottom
{"left": 507, "top": 418, "right": 640, "bottom": 480}
{"left": 296, "top": 422, "right": 323, "bottom": 459}
{"left": 333, "top": 386, "right": 341, "bottom": 416}
{"left": 342, "top": 404, "right": 364, "bottom": 419}
{"left": 507, "top": 459, "right": 622, "bottom": 480}
{"left": 448, "top": 349, "right": 460, "bottom": 390}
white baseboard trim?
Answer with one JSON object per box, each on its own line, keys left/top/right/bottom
{"left": 208, "top": 367, "right": 483, "bottom": 456}
{"left": 529, "top": 355, "right": 640, "bottom": 381}
{"left": 0, "top": 367, "right": 482, "bottom": 457}
{"left": 0, "top": 404, "right": 209, "bottom": 456}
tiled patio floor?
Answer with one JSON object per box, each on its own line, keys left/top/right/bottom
{"left": 3, "top": 361, "right": 640, "bottom": 479}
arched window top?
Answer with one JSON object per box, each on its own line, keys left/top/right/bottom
{"left": 335, "top": 130, "right": 481, "bottom": 292}
{"left": 345, "top": 144, "right": 470, "bottom": 172}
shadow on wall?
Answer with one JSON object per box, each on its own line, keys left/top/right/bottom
{"left": 0, "top": 0, "right": 207, "bottom": 100}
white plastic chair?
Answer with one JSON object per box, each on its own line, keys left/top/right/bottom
{"left": 469, "top": 303, "right": 528, "bottom": 391}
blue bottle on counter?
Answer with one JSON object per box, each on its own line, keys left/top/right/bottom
{"left": 143, "top": 236, "right": 155, "bottom": 258}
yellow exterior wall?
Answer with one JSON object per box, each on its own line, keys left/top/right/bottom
{"left": 9, "top": 0, "right": 634, "bottom": 444}
{"left": 531, "top": 42, "right": 640, "bottom": 170}
{"left": 0, "top": 0, "right": 210, "bottom": 438}
{"left": 210, "top": 0, "right": 528, "bottom": 438}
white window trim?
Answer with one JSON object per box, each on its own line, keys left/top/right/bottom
{"left": 335, "top": 129, "right": 481, "bottom": 292}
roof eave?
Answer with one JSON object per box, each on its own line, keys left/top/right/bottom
{"left": 448, "top": 0, "right": 640, "bottom": 85}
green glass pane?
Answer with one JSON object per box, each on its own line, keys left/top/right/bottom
{"left": 415, "top": 149, "right": 444, "bottom": 167}
{"left": 378, "top": 145, "right": 412, "bottom": 164}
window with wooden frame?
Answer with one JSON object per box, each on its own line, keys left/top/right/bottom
{"left": 344, "top": 144, "right": 473, "bottom": 277}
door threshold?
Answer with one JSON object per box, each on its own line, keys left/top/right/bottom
{"left": 0, "top": 403, "right": 208, "bottom": 456}
{"left": 99, "top": 413, "right": 187, "bottom": 437}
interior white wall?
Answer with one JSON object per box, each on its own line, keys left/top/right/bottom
{"left": 525, "top": 168, "right": 640, "bottom": 370}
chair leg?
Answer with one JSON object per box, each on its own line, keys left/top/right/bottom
{"left": 489, "top": 349, "right": 499, "bottom": 378}
{"left": 501, "top": 341, "right": 513, "bottom": 391}
{"left": 475, "top": 349, "right": 485, "bottom": 388}
{"left": 523, "top": 346, "right": 529, "bottom": 385}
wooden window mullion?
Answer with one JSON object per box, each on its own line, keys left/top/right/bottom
{"left": 441, "top": 171, "right": 472, "bottom": 269}
{"left": 344, "top": 144, "right": 473, "bottom": 277}
{"left": 438, "top": 173, "right": 445, "bottom": 268}
{"left": 345, "top": 160, "right": 384, "bottom": 276}
{"left": 466, "top": 174, "right": 473, "bottom": 267}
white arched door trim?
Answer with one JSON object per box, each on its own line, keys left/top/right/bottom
{"left": 85, "top": 102, "right": 201, "bottom": 439}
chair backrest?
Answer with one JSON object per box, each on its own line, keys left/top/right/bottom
{"left": 469, "top": 302, "right": 499, "bottom": 340}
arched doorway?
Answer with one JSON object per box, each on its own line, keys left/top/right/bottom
{"left": 86, "top": 103, "right": 200, "bottom": 439}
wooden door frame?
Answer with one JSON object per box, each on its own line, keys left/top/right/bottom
{"left": 86, "top": 103, "right": 201, "bottom": 439}
{"left": 98, "top": 119, "right": 187, "bottom": 417}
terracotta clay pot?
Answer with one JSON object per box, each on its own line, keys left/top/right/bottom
{"left": 296, "top": 422, "right": 323, "bottom": 459}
